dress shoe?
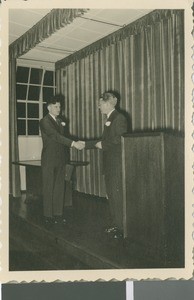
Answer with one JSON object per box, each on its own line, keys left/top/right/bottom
{"left": 105, "top": 226, "right": 119, "bottom": 234}
{"left": 44, "top": 217, "right": 53, "bottom": 224}
{"left": 54, "top": 216, "right": 67, "bottom": 225}
{"left": 44, "top": 217, "right": 54, "bottom": 229}
{"left": 113, "top": 231, "right": 123, "bottom": 240}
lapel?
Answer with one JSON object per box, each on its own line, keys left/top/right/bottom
{"left": 107, "top": 109, "right": 118, "bottom": 122}
{"left": 47, "top": 114, "right": 61, "bottom": 132}
{"left": 102, "top": 110, "right": 118, "bottom": 140}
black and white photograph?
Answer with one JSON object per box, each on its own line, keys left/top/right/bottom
{"left": 0, "top": 0, "right": 193, "bottom": 282}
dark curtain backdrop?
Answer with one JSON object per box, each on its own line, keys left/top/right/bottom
{"left": 9, "top": 9, "right": 88, "bottom": 196}
{"left": 9, "top": 59, "right": 21, "bottom": 197}
{"left": 56, "top": 10, "right": 184, "bottom": 197}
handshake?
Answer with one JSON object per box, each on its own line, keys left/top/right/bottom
{"left": 73, "top": 141, "right": 85, "bottom": 150}
{"left": 72, "top": 141, "right": 102, "bottom": 150}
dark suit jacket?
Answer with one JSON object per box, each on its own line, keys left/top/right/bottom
{"left": 40, "top": 114, "right": 72, "bottom": 167}
{"left": 86, "top": 110, "right": 127, "bottom": 174}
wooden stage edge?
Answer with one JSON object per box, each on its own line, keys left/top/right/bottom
{"left": 10, "top": 214, "right": 120, "bottom": 270}
{"left": 9, "top": 192, "right": 184, "bottom": 271}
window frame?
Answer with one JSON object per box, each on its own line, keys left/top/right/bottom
{"left": 16, "top": 66, "right": 56, "bottom": 136}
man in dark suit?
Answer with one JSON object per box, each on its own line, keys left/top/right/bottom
{"left": 85, "top": 91, "right": 128, "bottom": 238}
{"left": 40, "top": 94, "right": 84, "bottom": 225}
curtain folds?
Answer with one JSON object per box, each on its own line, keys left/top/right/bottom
{"left": 56, "top": 9, "right": 182, "bottom": 69}
{"left": 9, "top": 9, "right": 88, "bottom": 196}
{"left": 56, "top": 9, "right": 184, "bottom": 197}
{"left": 9, "top": 9, "right": 88, "bottom": 59}
{"left": 9, "top": 59, "right": 21, "bottom": 197}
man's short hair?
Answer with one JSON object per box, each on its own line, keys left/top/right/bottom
{"left": 100, "top": 91, "right": 118, "bottom": 108}
{"left": 47, "top": 94, "right": 65, "bottom": 106}
{"left": 100, "top": 91, "right": 117, "bottom": 102}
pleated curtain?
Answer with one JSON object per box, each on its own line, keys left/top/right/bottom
{"left": 56, "top": 10, "right": 184, "bottom": 197}
{"left": 9, "top": 58, "right": 21, "bottom": 197}
{"left": 9, "top": 9, "right": 88, "bottom": 196}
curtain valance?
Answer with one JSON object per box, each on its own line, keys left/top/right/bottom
{"left": 9, "top": 9, "right": 88, "bottom": 59}
{"left": 55, "top": 9, "right": 183, "bottom": 69}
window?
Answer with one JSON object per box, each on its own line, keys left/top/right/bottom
{"left": 16, "top": 67, "right": 56, "bottom": 135}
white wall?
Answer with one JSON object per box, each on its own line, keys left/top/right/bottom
{"left": 18, "top": 136, "right": 43, "bottom": 190}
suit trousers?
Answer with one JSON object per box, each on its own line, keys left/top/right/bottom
{"left": 42, "top": 163, "right": 66, "bottom": 218}
{"left": 104, "top": 170, "right": 123, "bottom": 230}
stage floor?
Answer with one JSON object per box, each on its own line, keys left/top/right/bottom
{"left": 9, "top": 191, "right": 180, "bottom": 271}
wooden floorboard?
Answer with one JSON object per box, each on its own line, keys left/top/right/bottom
{"left": 9, "top": 192, "right": 181, "bottom": 271}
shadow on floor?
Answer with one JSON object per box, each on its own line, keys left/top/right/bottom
{"left": 9, "top": 192, "right": 180, "bottom": 271}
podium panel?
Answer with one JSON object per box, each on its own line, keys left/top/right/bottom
{"left": 121, "top": 132, "right": 184, "bottom": 264}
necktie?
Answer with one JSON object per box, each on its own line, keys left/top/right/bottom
{"left": 104, "top": 115, "right": 108, "bottom": 123}
{"left": 56, "top": 118, "right": 60, "bottom": 126}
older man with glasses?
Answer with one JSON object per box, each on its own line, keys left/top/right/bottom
{"left": 85, "top": 91, "right": 128, "bottom": 239}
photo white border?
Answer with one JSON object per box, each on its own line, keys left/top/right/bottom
{"left": 0, "top": 0, "right": 193, "bottom": 283}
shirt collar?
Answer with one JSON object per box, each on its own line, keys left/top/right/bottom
{"left": 107, "top": 109, "right": 115, "bottom": 119}
{"left": 49, "top": 113, "right": 57, "bottom": 121}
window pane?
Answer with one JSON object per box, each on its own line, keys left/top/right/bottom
{"left": 43, "top": 87, "right": 54, "bottom": 102}
{"left": 43, "top": 71, "right": 54, "bottom": 86}
{"left": 17, "top": 102, "right": 26, "bottom": 118}
{"left": 16, "top": 84, "right": 27, "bottom": 100}
{"left": 17, "top": 120, "right": 26, "bottom": 135}
{"left": 16, "top": 66, "right": 29, "bottom": 83}
{"left": 43, "top": 103, "right": 48, "bottom": 117}
{"left": 28, "top": 86, "right": 40, "bottom": 100}
{"left": 28, "top": 120, "right": 40, "bottom": 135}
{"left": 30, "top": 68, "right": 43, "bottom": 84}
{"left": 27, "top": 103, "right": 39, "bottom": 118}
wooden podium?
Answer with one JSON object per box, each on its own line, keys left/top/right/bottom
{"left": 121, "top": 132, "right": 184, "bottom": 264}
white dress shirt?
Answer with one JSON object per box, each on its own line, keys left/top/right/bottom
{"left": 107, "top": 108, "right": 115, "bottom": 119}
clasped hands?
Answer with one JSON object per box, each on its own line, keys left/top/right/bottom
{"left": 73, "top": 141, "right": 85, "bottom": 150}
{"left": 73, "top": 141, "right": 102, "bottom": 150}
